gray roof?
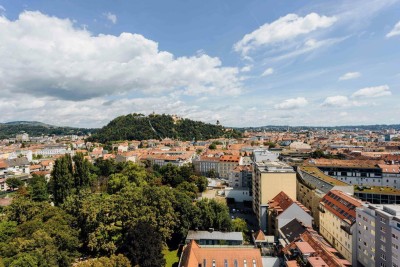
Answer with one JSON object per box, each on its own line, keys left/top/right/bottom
{"left": 279, "top": 218, "right": 307, "bottom": 243}
{"left": 186, "top": 230, "right": 243, "bottom": 241}
{"left": 6, "top": 157, "right": 30, "bottom": 167}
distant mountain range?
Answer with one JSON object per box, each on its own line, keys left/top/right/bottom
{"left": 0, "top": 121, "right": 95, "bottom": 139}
{"left": 1, "top": 117, "right": 398, "bottom": 140}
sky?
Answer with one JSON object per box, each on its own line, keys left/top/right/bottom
{"left": 0, "top": 0, "right": 399, "bottom": 128}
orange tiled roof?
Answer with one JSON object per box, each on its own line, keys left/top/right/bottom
{"left": 180, "top": 240, "right": 262, "bottom": 267}
{"left": 321, "top": 190, "right": 363, "bottom": 224}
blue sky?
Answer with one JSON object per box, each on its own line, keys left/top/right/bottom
{"left": 0, "top": 0, "right": 399, "bottom": 127}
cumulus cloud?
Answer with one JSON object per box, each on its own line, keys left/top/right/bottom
{"left": 387, "top": 21, "right": 400, "bottom": 38}
{"left": 234, "top": 13, "right": 337, "bottom": 55}
{"left": 104, "top": 12, "right": 117, "bottom": 24}
{"left": 274, "top": 97, "right": 308, "bottom": 110}
{"left": 322, "top": 95, "right": 351, "bottom": 107}
{"left": 351, "top": 85, "right": 391, "bottom": 98}
{"left": 0, "top": 11, "right": 242, "bottom": 101}
{"left": 240, "top": 65, "right": 253, "bottom": 72}
{"left": 261, "top": 68, "right": 274, "bottom": 77}
{"left": 339, "top": 72, "right": 361, "bottom": 80}
{"left": 322, "top": 95, "right": 365, "bottom": 107}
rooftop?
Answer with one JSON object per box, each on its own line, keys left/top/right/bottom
{"left": 300, "top": 166, "right": 349, "bottom": 187}
{"left": 186, "top": 230, "right": 243, "bottom": 242}
{"left": 255, "top": 161, "right": 295, "bottom": 173}
{"left": 354, "top": 185, "right": 400, "bottom": 195}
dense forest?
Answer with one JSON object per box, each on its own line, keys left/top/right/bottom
{"left": 0, "top": 156, "right": 245, "bottom": 267}
{"left": 89, "top": 113, "right": 242, "bottom": 142}
{"left": 0, "top": 122, "right": 95, "bottom": 139}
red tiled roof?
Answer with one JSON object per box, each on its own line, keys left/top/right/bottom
{"left": 320, "top": 190, "right": 363, "bottom": 224}
{"left": 180, "top": 240, "right": 262, "bottom": 267}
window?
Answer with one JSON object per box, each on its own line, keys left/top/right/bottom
{"left": 234, "top": 260, "right": 238, "bottom": 267}
{"left": 381, "top": 253, "right": 386, "bottom": 260}
{"left": 252, "top": 260, "right": 256, "bottom": 267}
{"left": 244, "top": 260, "right": 247, "bottom": 267}
{"left": 224, "top": 260, "right": 228, "bottom": 267}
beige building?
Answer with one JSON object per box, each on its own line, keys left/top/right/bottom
{"left": 319, "top": 190, "right": 363, "bottom": 265}
{"left": 253, "top": 161, "right": 296, "bottom": 231}
{"left": 218, "top": 155, "right": 241, "bottom": 179}
{"left": 297, "top": 166, "right": 354, "bottom": 227}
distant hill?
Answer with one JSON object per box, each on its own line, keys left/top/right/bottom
{"left": 89, "top": 113, "right": 242, "bottom": 142}
{"left": 0, "top": 121, "right": 95, "bottom": 139}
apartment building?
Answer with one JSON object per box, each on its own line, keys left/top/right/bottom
{"left": 310, "top": 159, "right": 400, "bottom": 186}
{"left": 356, "top": 204, "right": 400, "bottom": 267}
{"left": 193, "top": 156, "right": 220, "bottom": 177}
{"left": 218, "top": 155, "right": 241, "bottom": 179}
{"left": 253, "top": 161, "right": 296, "bottom": 231}
{"left": 319, "top": 190, "right": 363, "bottom": 265}
{"left": 297, "top": 166, "right": 354, "bottom": 227}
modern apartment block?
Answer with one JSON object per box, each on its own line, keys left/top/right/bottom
{"left": 297, "top": 166, "right": 354, "bottom": 227}
{"left": 310, "top": 159, "right": 400, "bottom": 187}
{"left": 356, "top": 204, "right": 400, "bottom": 267}
{"left": 253, "top": 161, "right": 296, "bottom": 231}
{"left": 319, "top": 190, "right": 363, "bottom": 265}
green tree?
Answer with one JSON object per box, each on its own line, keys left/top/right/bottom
{"left": 51, "top": 154, "right": 74, "bottom": 206}
{"left": 107, "top": 173, "right": 129, "bottom": 194}
{"left": 28, "top": 175, "right": 48, "bottom": 202}
{"left": 195, "top": 199, "right": 232, "bottom": 231}
{"left": 159, "top": 164, "right": 183, "bottom": 187}
{"left": 176, "top": 181, "right": 198, "bottom": 199}
{"left": 6, "top": 178, "right": 23, "bottom": 191}
{"left": 73, "top": 152, "right": 91, "bottom": 189}
{"left": 194, "top": 176, "right": 208, "bottom": 192}
{"left": 120, "top": 222, "right": 165, "bottom": 267}
{"left": 208, "top": 143, "right": 217, "bottom": 150}
{"left": 232, "top": 218, "right": 247, "bottom": 232}
{"left": 75, "top": 254, "right": 131, "bottom": 267}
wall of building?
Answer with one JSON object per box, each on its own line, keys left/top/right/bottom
{"left": 319, "top": 204, "right": 354, "bottom": 264}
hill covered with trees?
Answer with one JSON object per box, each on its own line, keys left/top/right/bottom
{"left": 89, "top": 113, "right": 241, "bottom": 142}
{"left": 0, "top": 121, "right": 95, "bottom": 138}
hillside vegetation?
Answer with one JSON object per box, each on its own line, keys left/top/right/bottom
{"left": 89, "top": 113, "right": 241, "bottom": 142}
{"left": 0, "top": 122, "right": 94, "bottom": 139}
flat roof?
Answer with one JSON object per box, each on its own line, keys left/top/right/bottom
{"left": 354, "top": 185, "right": 400, "bottom": 195}
{"left": 186, "top": 230, "right": 243, "bottom": 241}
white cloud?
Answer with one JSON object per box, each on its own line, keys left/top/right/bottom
{"left": 322, "top": 95, "right": 365, "bottom": 107}
{"left": 104, "top": 12, "right": 117, "bottom": 24}
{"left": 234, "top": 13, "right": 337, "bottom": 55}
{"left": 240, "top": 65, "right": 253, "bottom": 72}
{"left": 0, "top": 11, "right": 242, "bottom": 100}
{"left": 351, "top": 85, "right": 391, "bottom": 98}
{"left": 274, "top": 97, "right": 308, "bottom": 110}
{"left": 387, "top": 21, "right": 400, "bottom": 38}
{"left": 339, "top": 72, "right": 361, "bottom": 80}
{"left": 261, "top": 67, "right": 274, "bottom": 77}
{"left": 322, "top": 95, "right": 351, "bottom": 107}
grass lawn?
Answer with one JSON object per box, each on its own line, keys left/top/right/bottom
{"left": 163, "top": 247, "right": 179, "bottom": 267}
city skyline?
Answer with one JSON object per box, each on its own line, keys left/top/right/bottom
{"left": 0, "top": 0, "right": 399, "bottom": 127}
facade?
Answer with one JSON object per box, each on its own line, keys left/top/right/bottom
{"left": 193, "top": 156, "right": 220, "bottom": 177}
{"left": 297, "top": 166, "right": 354, "bottom": 227}
{"left": 253, "top": 161, "right": 296, "bottom": 231}
{"left": 218, "top": 155, "right": 241, "bottom": 179}
{"left": 356, "top": 204, "right": 400, "bottom": 267}
{"left": 319, "top": 190, "right": 363, "bottom": 265}
{"left": 310, "top": 159, "right": 400, "bottom": 187}
{"left": 228, "top": 165, "right": 252, "bottom": 189}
